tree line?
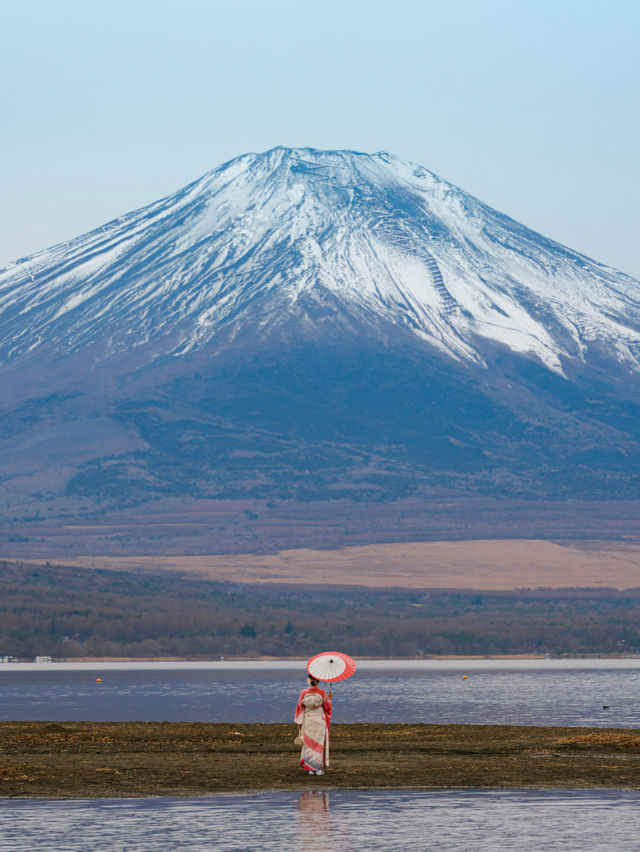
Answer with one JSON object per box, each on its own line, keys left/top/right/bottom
{"left": 1, "top": 560, "right": 640, "bottom": 659}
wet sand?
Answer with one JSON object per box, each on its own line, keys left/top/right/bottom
{"left": 2, "top": 722, "right": 640, "bottom": 798}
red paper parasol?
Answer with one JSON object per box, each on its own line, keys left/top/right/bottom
{"left": 307, "top": 651, "right": 356, "bottom": 683}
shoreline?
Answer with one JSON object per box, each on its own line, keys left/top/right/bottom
{"left": 5, "top": 652, "right": 640, "bottom": 663}
{"left": 3, "top": 656, "right": 640, "bottom": 673}
{"left": 2, "top": 722, "right": 640, "bottom": 799}
{"left": 0, "top": 654, "right": 595, "bottom": 663}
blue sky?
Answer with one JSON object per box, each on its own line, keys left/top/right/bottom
{"left": 2, "top": 0, "right": 639, "bottom": 276}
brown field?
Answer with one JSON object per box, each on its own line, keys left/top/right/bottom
{"left": 3, "top": 722, "right": 640, "bottom": 797}
{"left": 26, "top": 538, "right": 640, "bottom": 589}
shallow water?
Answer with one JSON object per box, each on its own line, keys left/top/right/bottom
{"left": 1, "top": 660, "right": 640, "bottom": 727}
{"left": 1, "top": 789, "right": 639, "bottom": 851}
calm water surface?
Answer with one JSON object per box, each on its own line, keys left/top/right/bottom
{"left": 1, "top": 660, "right": 640, "bottom": 727}
{"left": 1, "top": 789, "right": 639, "bottom": 851}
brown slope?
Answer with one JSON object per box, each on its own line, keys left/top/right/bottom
{"left": 19, "top": 538, "right": 640, "bottom": 590}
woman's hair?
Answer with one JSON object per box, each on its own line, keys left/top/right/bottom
{"left": 308, "top": 675, "right": 319, "bottom": 686}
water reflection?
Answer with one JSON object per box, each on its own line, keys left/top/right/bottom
{"left": 297, "top": 791, "right": 331, "bottom": 847}
{"left": 297, "top": 790, "right": 361, "bottom": 850}
{"left": 2, "top": 789, "right": 640, "bottom": 851}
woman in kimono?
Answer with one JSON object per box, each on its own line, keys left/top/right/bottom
{"left": 294, "top": 674, "right": 332, "bottom": 775}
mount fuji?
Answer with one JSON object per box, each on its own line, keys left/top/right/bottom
{"left": 2, "top": 147, "right": 640, "bottom": 544}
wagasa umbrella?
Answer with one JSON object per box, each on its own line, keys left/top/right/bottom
{"left": 307, "top": 651, "right": 356, "bottom": 683}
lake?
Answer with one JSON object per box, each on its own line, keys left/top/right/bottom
{"left": 1, "top": 789, "right": 640, "bottom": 850}
{"left": 1, "top": 658, "right": 640, "bottom": 727}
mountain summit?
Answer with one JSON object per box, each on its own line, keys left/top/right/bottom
{"left": 2, "top": 147, "right": 640, "bottom": 539}
{"left": 3, "top": 147, "right": 639, "bottom": 374}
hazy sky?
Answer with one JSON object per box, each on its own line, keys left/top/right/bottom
{"left": 2, "top": 0, "right": 639, "bottom": 276}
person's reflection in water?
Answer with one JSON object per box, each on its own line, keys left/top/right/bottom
{"left": 297, "top": 791, "right": 331, "bottom": 847}
{"left": 296, "top": 792, "right": 357, "bottom": 850}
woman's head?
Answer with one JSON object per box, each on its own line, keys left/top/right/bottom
{"left": 307, "top": 674, "right": 319, "bottom": 687}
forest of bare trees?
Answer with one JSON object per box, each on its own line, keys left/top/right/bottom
{"left": 1, "top": 560, "right": 639, "bottom": 659}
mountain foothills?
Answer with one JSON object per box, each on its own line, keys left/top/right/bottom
{"left": 2, "top": 147, "right": 640, "bottom": 550}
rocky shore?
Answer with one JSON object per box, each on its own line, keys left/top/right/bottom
{"left": 2, "top": 721, "right": 640, "bottom": 798}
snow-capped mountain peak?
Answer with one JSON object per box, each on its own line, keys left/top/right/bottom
{"left": 1, "top": 147, "right": 640, "bottom": 377}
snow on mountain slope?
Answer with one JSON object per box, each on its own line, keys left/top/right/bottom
{"left": 2, "top": 146, "right": 640, "bottom": 375}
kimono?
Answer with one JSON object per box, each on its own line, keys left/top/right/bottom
{"left": 294, "top": 686, "right": 332, "bottom": 773}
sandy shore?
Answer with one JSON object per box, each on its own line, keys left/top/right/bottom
{"left": 2, "top": 722, "right": 640, "bottom": 798}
